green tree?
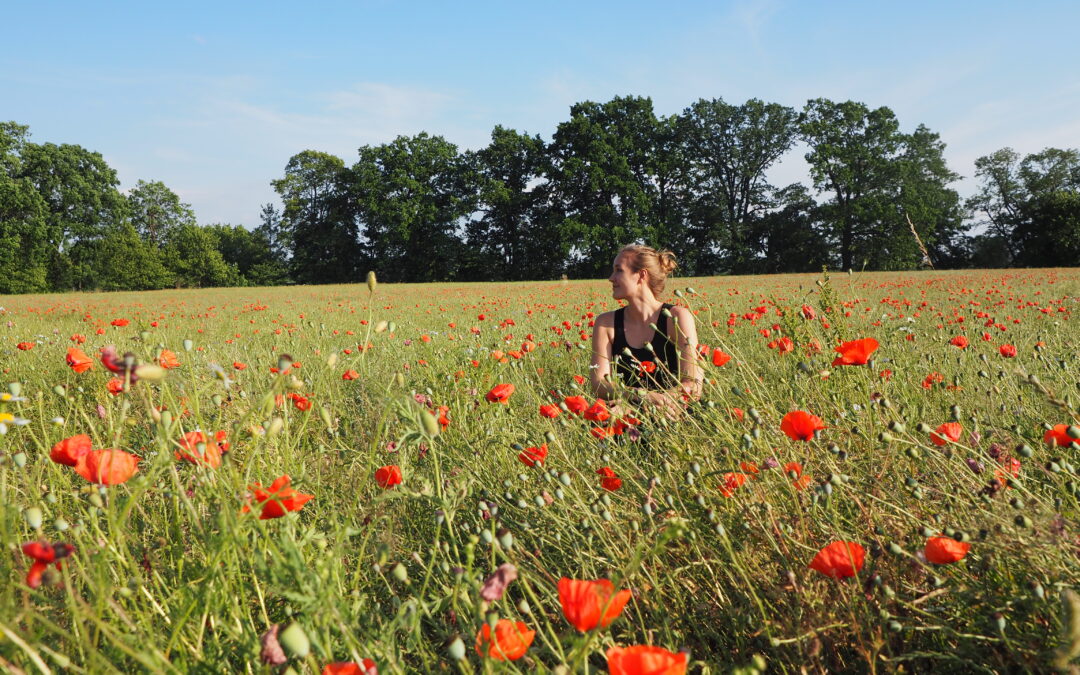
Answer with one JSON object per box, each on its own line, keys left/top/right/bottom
{"left": 753, "top": 184, "right": 833, "bottom": 273}
{"left": 800, "top": 99, "right": 907, "bottom": 271}
{"left": 679, "top": 98, "right": 799, "bottom": 273}
{"left": 466, "top": 126, "right": 560, "bottom": 280}
{"left": 16, "top": 140, "right": 129, "bottom": 289}
{"left": 893, "top": 125, "right": 964, "bottom": 268}
{"left": 272, "top": 151, "right": 358, "bottom": 284}
{"left": 128, "top": 179, "right": 197, "bottom": 249}
{"left": 73, "top": 222, "right": 171, "bottom": 291}
{"left": 350, "top": 133, "right": 475, "bottom": 282}
{"left": 547, "top": 96, "right": 667, "bottom": 277}
{"left": 0, "top": 123, "right": 51, "bottom": 293}
{"left": 162, "top": 223, "right": 243, "bottom": 288}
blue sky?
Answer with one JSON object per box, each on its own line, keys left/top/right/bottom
{"left": 3, "top": 1, "right": 1078, "bottom": 227}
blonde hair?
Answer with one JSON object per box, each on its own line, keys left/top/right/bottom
{"left": 618, "top": 244, "right": 678, "bottom": 297}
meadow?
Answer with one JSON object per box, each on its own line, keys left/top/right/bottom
{"left": 1, "top": 268, "right": 1079, "bottom": 674}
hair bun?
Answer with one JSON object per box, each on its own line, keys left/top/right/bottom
{"left": 657, "top": 250, "right": 678, "bottom": 276}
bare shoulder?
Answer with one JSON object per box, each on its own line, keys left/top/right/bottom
{"left": 668, "top": 304, "right": 696, "bottom": 328}
{"left": 593, "top": 311, "right": 617, "bottom": 328}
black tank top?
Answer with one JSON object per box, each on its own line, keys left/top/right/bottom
{"left": 611, "top": 303, "right": 680, "bottom": 390}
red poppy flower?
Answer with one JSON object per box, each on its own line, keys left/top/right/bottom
{"left": 639, "top": 361, "right": 656, "bottom": 375}
{"left": 66, "top": 347, "right": 94, "bottom": 373}
{"left": 518, "top": 443, "right": 547, "bottom": 467}
{"left": 584, "top": 400, "right": 610, "bottom": 422}
{"left": 558, "top": 578, "right": 632, "bottom": 632}
{"left": 243, "top": 475, "right": 313, "bottom": 519}
{"left": 948, "top": 335, "right": 969, "bottom": 349}
{"left": 800, "top": 304, "right": 817, "bottom": 320}
{"left": 930, "top": 422, "right": 962, "bottom": 446}
{"left": 70, "top": 334, "right": 86, "bottom": 344}
{"left": 233, "top": 361, "right": 247, "bottom": 370}
{"left": 712, "top": 349, "right": 731, "bottom": 367}
{"left": 106, "top": 378, "right": 125, "bottom": 395}
{"left": 739, "top": 461, "right": 759, "bottom": 475}
{"left": 597, "top": 466, "right": 622, "bottom": 491}
{"left": 321, "top": 659, "right": 377, "bottom": 675}
{"left": 485, "top": 383, "right": 515, "bottom": 404}
{"left": 175, "top": 430, "right": 223, "bottom": 468}
{"left": 375, "top": 465, "right": 402, "bottom": 488}
{"left": 288, "top": 393, "right": 312, "bottom": 411}
{"left": 435, "top": 405, "right": 450, "bottom": 429}
{"left": 342, "top": 369, "right": 360, "bottom": 380}
{"left": 564, "top": 395, "right": 589, "bottom": 414}
{"left": 831, "top": 338, "right": 879, "bottom": 366}
{"left": 719, "top": 472, "right": 749, "bottom": 498}
{"left": 474, "top": 619, "right": 534, "bottom": 660}
{"left": 110, "top": 318, "right": 129, "bottom": 327}
{"left": 50, "top": 434, "right": 93, "bottom": 467}
{"left": 924, "top": 536, "right": 971, "bottom": 564}
{"left": 780, "top": 411, "right": 826, "bottom": 441}
{"left": 809, "top": 541, "right": 865, "bottom": 579}
{"left": 1043, "top": 424, "right": 1078, "bottom": 447}
{"left": 776, "top": 336, "right": 794, "bottom": 354}
{"left": 539, "top": 404, "right": 561, "bottom": 418}
{"left": 22, "top": 540, "right": 74, "bottom": 589}
{"left": 998, "top": 344, "right": 1017, "bottom": 358}
{"left": 606, "top": 645, "right": 688, "bottom": 675}
{"left": 74, "top": 449, "right": 140, "bottom": 485}
{"left": 16, "top": 342, "right": 34, "bottom": 351}
{"left": 158, "top": 349, "right": 181, "bottom": 369}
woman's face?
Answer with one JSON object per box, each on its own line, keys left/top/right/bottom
{"left": 608, "top": 254, "right": 641, "bottom": 300}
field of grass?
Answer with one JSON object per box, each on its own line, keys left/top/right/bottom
{"left": 1, "top": 268, "right": 1079, "bottom": 674}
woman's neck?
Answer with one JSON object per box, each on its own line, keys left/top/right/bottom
{"left": 623, "top": 295, "right": 663, "bottom": 324}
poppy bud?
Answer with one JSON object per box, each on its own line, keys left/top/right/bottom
{"left": 13, "top": 452, "right": 27, "bottom": 467}
{"left": 326, "top": 353, "right": 338, "bottom": 368}
{"left": 278, "top": 622, "right": 310, "bottom": 659}
{"left": 9, "top": 382, "right": 22, "bottom": 396}
{"left": 916, "top": 423, "right": 931, "bottom": 433}
{"left": 391, "top": 562, "right": 409, "bottom": 584}
{"left": 388, "top": 321, "right": 397, "bottom": 333}
{"left": 267, "top": 417, "right": 284, "bottom": 436}
{"left": 366, "top": 270, "right": 377, "bottom": 293}
{"left": 447, "top": 636, "right": 466, "bottom": 661}
{"left": 23, "top": 507, "right": 42, "bottom": 529}
{"left": 134, "top": 364, "right": 167, "bottom": 381}
{"left": 182, "top": 339, "right": 193, "bottom": 352}
{"left": 375, "top": 320, "right": 388, "bottom": 333}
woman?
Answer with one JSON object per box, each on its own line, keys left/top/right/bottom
{"left": 590, "top": 245, "right": 702, "bottom": 418}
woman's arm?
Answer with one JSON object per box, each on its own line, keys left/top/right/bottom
{"left": 669, "top": 304, "right": 703, "bottom": 400}
{"left": 589, "top": 312, "right": 616, "bottom": 400}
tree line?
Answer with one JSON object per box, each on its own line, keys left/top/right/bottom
{"left": 2, "top": 96, "right": 1077, "bottom": 293}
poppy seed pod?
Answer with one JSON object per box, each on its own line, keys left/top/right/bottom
{"left": 277, "top": 622, "right": 310, "bottom": 659}
{"left": 366, "top": 270, "right": 377, "bottom": 293}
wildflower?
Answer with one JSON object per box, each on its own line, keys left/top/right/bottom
{"left": 110, "top": 318, "right": 129, "bottom": 327}
{"left": 322, "top": 660, "right": 378, "bottom": 675}
{"left": 158, "top": 349, "right": 181, "bottom": 369}
{"left": 712, "top": 349, "right": 731, "bottom": 367}
{"left": 0, "top": 411, "right": 30, "bottom": 434}
{"left": 831, "top": 338, "right": 879, "bottom": 366}
{"left": 485, "top": 383, "right": 515, "bottom": 404}
{"left": 342, "top": 369, "right": 359, "bottom": 380}
{"left": 564, "top": 395, "right": 589, "bottom": 414}
{"left": 16, "top": 341, "right": 34, "bottom": 350}
{"left": 539, "top": 403, "right": 561, "bottom": 418}
{"left": 288, "top": 393, "right": 312, "bottom": 411}
{"left": 1043, "top": 424, "right": 1078, "bottom": 447}
{"left": 50, "top": 434, "right": 93, "bottom": 466}
{"left": 474, "top": 619, "right": 534, "bottom": 660}
{"left": 233, "top": 361, "right": 247, "bottom": 370}
{"left": 243, "top": 475, "right": 313, "bottom": 519}
{"left": 518, "top": 443, "right": 547, "bottom": 467}
{"left": 930, "top": 422, "right": 963, "bottom": 447}
{"left": 780, "top": 411, "right": 826, "bottom": 441}
{"left": 100, "top": 346, "right": 139, "bottom": 383}
{"left": 809, "top": 541, "right": 865, "bottom": 579}
{"left": 175, "top": 430, "right": 223, "bottom": 468}
{"left": 597, "top": 466, "right": 622, "bottom": 491}
{"left": 776, "top": 337, "right": 794, "bottom": 354}
{"left": 584, "top": 400, "right": 610, "bottom": 422}
{"left": 558, "top": 578, "right": 632, "bottom": 632}
{"left": 66, "top": 347, "right": 94, "bottom": 373}
{"left": 106, "top": 378, "right": 125, "bottom": 395}
{"left": 435, "top": 405, "right": 450, "bottom": 429}
{"left": 479, "top": 563, "right": 518, "bottom": 602}
{"left": 74, "top": 449, "right": 140, "bottom": 485}
{"left": 921, "top": 372, "right": 944, "bottom": 389}
{"left": 718, "top": 472, "right": 748, "bottom": 498}
{"left": 998, "top": 344, "right": 1017, "bottom": 358}
{"left": 70, "top": 334, "right": 86, "bottom": 344}
{"left": 22, "top": 540, "right": 75, "bottom": 589}
{"left": 924, "top": 536, "right": 971, "bottom": 564}
{"left": 948, "top": 335, "right": 969, "bottom": 349}
{"left": 606, "top": 645, "right": 688, "bottom": 675}
{"left": 800, "top": 304, "right": 817, "bottom": 320}
{"left": 375, "top": 465, "right": 403, "bottom": 488}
